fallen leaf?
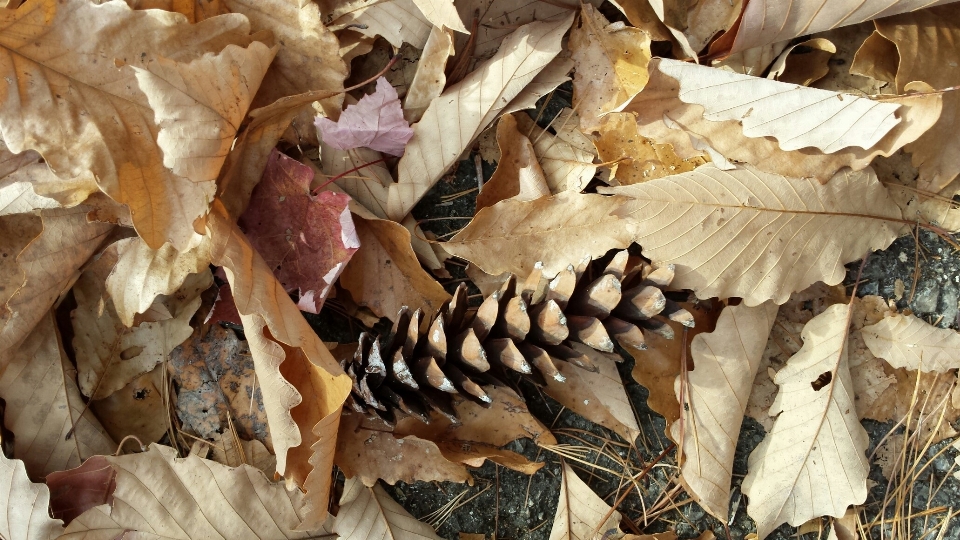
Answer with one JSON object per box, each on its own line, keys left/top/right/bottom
{"left": 451, "top": 0, "right": 590, "bottom": 60}
{"left": 544, "top": 344, "right": 641, "bottom": 444}
{"left": 0, "top": 207, "right": 113, "bottom": 358}
{"left": 63, "top": 444, "right": 330, "bottom": 538}
{"left": 320, "top": 140, "right": 393, "bottom": 218}
{"left": 388, "top": 14, "right": 573, "bottom": 220}
{"left": 670, "top": 302, "right": 778, "bottom": 522}
{"left": 743, "top": 303, "right": 869, "bottom": 539}
{"left": 768, "top": 38, "right": 836, "bottom": 87}
{"left": 239, "top": 149, "right": 359, "bottom": 314}
{"left": 0, "top": 439, "right": 64, "bottom": 540}
{"left": 46, "top": 456, "right": 116, "bottom": 525}
{"left": 91, "top": 366, "right": 169, "bottom": 446}
{"left": 404, "top": 25, "right": 455, "bottom": 123}
{"left": 334, "top": 477, "right": 443, "bottom": 540}
{"left": 335, "top": 412, "right": 472, "bottom": 486}
{"left": 862, "top": 313, "right": 960, "bottom": 372}
{"left": 592, "top": 112, "right": 706, "bottom": 185}
{"left": 130, "top": 0, "right": 227, "bottom": 21}
{"left": 607, "top": 0, "right": 673, "bottom": 42}
{"left": 445, "top": 191, "right": 638, "bottom": 278}
{"left": 475, "top": 113, "right": 550, "bottom": 211}
{"left": 0, "top": 0, "right": 275, "bottom": 249}
{"left": 727, "top": 0, "right": 960, "bottom": 54}
{"left": 570, "top": 4, "right": 652, "bottom": 132}
{"left": 549, "top": 461, "right": 622, "bottom": 540}
{"left": 514, "top": 112, "right": 597, "bottom": 193}
{"left": 605, "top": 164, "right": 904, "bottom": 306}
{"left": 340, "top": 215, "right": 450, "bottom": 321}
{"left": 316, "top": 78, "right": 414, "bottom": 156}
{"left": 0, "top": 312, "right": 114, "bottom": 479}
{"left": 328, "top": 0, "right": 432, "bottom": 48}
{"left": 711, "top": 41, "right": 790, "bottom": 77}
{"left": 648, "top": 0, "right": 742, "bottom": 58}
{"left": 210, "top": 429, "right": 277, "bottom": 473}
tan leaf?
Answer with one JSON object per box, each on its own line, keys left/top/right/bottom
{"left": 743, "top": 303, "right": 869, "bottom": 539}
{"left": 211, "top": 429, "right": 277, "bottom": 473}
{"left": 63, "top": 444, "right": 328, "bottom": 538}
{"left": 728, "top": 0, "right": 960, "bottom": 54}
{"left": 711, "top": 41, "right": 790, "bottom": 77}
{"left": 445, "top": 191, "right": 638, "bottom": 278}
{"left": 90, "top": 366, "right": 169, "bottom": 445}
{"left": 514, "top": 112, "right": 597, "bottom": 193}
{"left": 549, "top": 461, "right": 622, "bottom": 540}
{"left": 334, "top": 477, "right": 442, "bottom": 540}
{"left": 329, "top": 0, "right": 432, "bottom": 48}
{"left": 0, "top": 312, "right": 114, "bottom": 479}
{"left": 0, "top": 0, "right": 275, "bottom": 249}
{"left": 544, "top": 344, "right": 640, "bottom": 444}
{"left": 0, "top": 207, "right": 113, "bottom": 357}
{"left": 0, "top": 142, "right": 66, "bottom": 215}
{"left": 605, "top": 164, "right": 904, "bottom": 306}
{"left": 627, "top": 60, "right": 942, "bottom": 182}
{"left": 319, "top": 140, "right": 392, "bottom": 218}
{"left": 592, "top": 112, "right": 706, "bottom": 185}
{"left": 340, "top": 215, "right": 450, "bottom": 321}
{"left": 648, "top": 0, "right": 742, "bottom": 58}
{"left": 387, "top": 14, "right": 572, "bottom": 220}
{"left": 854, "top": 6, "right": 960, "bottom": 193}
{"left": 72, "top": 248, "right": 207, "bottom": 400}
{"left": 669, "top": 302, "right": 778, "bottom": 522}
{"left": 224, "top": 0, "right": 347, "bottom": 111}
{"left": 335, "top": 412, "right": 471, "bottom": 486}
{"left": 861, "top": 313, "right": 960, "bottom": 372}
{"left": 570, "top": 4, "right": 651, "bottom": 132}
{"left": 476, "top": 113, "right": 550, "bottom": 211}
{"left": 659, "top": 59, "right": 903, "bottom": 153}
{"left": 130, "top": 0, "right": 227, "bottom": 22}
{"left": 0, "top": 441, "right": 64, "bottom": 540}
{"left": 206, "top": 200, "right": 351, "bottom": 525}
{"left": 768, "top": 38, "right": 836, "bottom": 87}
{"left": 404, "top": 25, "right": 455, "bottom": 123}
{"left": 411, "top": 0, "right": 466, "bottom": 33}
{"left": 607, "top": 0, "right": 673, "bottom": 42}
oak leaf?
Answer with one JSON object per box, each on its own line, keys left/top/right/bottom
{"left": 0, "top": 440, "right": 64, "bottom": 540}
{"left": 62, "top": 444, "right": 329, "bottom": 538}
{"left": 549, "top": 461, "right": 622, "bottom": 540}
{"left": 316, "top": 78, "right": 414, "bottom": 156}
{"left": 387, "top": 14, "right": 573, "bottom": 220}
{"left": 861, "top": 313, "right": 960, "bottom": 372}
{"left": 670, "top": 302, "right": 778, "bottom": 522}
{"left": 514, "top": 112, "right": 597, "bottom": 193}
{"left": 592, "top": 112, "right": 706, "bottom": 185}
{"left": 743, "top": 303, "right": 869, "bottom": 539}
{"left": 0, "top": 313, "right": 115, "bottom": 479}
{"left": 334, "top": 477, "right": 443, "bottom": 540}
{"left": 239, "top": 149, "right": 359, "bottom": 314}
{"left": 475, "top": 113, "right": 550, "bottom": 211}
{"left": 445, "top": 191, "right": 639, "bottom": 278}
{"left": 605, "top": 164, "right": 904, "bottom": 306}
{"left": 0, "top": 0, "right": 275, "bottom": 249}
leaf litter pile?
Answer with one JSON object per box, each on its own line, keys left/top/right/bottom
{"left": 7, "top": 0, "right": 960, "bottom": 539}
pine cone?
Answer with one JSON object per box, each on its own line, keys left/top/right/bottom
{"left": 339, "top": 250, "right": 693, "bottom": 426}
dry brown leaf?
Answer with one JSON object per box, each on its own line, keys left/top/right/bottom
{"left": 130, "top": 0, "right": 227, "bottom": 21}
{"left": 549, "top": 461, "right": 622, "bottom": 540}
{"left": 0, "top": 312, "right": 114, "bottom": 479}
{"left": 335, "top": 412, "right": 472, "bottom": 486}
{"left": 728, "top": 0, "right": 960, "bottom": 54}
{"left": 211, "top": 429, "right": 277, "bottom": 473}
{"left": 628, "top": 60, "right": 942, "bottom": 182}
{"left": 334, "top": 477, "right": 442, "bottom": 540}
{"left": 445, "top": 191, "right": 638, "bottom": 278}
{"left": 329, "top": 0, "right": 432, "bottom": 48}
{"left": 743, "top": 303, "right": 869, "bottom": 539}
{"left": 206, "top": 200, "right": 351, "bottom": 526}
{"left": 648, "top": 0, "right": 741, "bottom": 58}
{"left": 570, "top": 4, "right": 652, "bottom": 132}
{"left": 670, "top": 302, "right": 778, "bottom": 522}
{"left": 224, "top": 0, "right": 347, "bottom": 112}
{"left": 0, "top": 207, "right": 113, "bottom": 358}
{"left": 592, "top": 112, "right": 706, "bottom": 185}
{"left": 607, "top": 0, "right": 673, "bottom": 41}
{"left": 605, "top": 164, "right": 904, "bottom": 306}
{"left": 0, "top": 143, "right": 66, "bottom": 215}
{"left": 861, "top": 313, "right": 960, "bottom": 372}
{"left": 514, "top": 112, "right": 596, "bottom": 193}
{"left": 711, "top": 41, "right": 790, "bottom": 77}
{"left": 768, "top": 38, "right": 836, "bottom": 87}
{"left": 476, "top": 113, "right": 550, "bottom": 211}
{"left": 387, "top": 14, "right": 572, "bottom": 220}
{"left": 63, "top": 443, "right": 329, "bottom": 538}
{"left": 0, "top": 0, "right": 275, "bottom": 249}
{"left": 404, "top": 25, "right": 455, "bottom": 123}
{"left": 0, "top": 440, "right": 64, "bottom": 540}
{"left": 544, "top": 344, "right": 640, "bottom": 444}
{"left": 340, "top": 215, "right": 450, "bottom": 321}
{"left": 659, "top": 59, "right": 904, "bottom": 153}
{"left": 90, "top": 366, "right": 169, "bottom": 445}
{"left": 45, "top": 455, "right": 117, "bottom": 525}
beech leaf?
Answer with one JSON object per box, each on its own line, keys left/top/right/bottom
{"left": 605, "top": 164, "right": 904, "bottom": 306}
{"left": 0, "top": 441, "right": 64, "bottom": 540}
{"left": 334, "top": 477, "right": 443, "bottom": 540}
{"left": 239, "top": 150, "right": 360, "bottom": 314}
{"left": 861, "top": 313, "right": 960, "bottom": 372}
{"left": 743, "top": 303, "right": 869, "bottom": 539}
{"left": 549, "top": 461, "right": 622, "bottom": 540}
{"left": 329, "top": 0, "right": 432, "bottom": 49}
{"left": 316, "top": 78, "right": 413, "bottom": 157}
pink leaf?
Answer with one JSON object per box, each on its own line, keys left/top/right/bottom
{"left": 238, "top": 149, "right": 360, "bottom": 314}
{"left": 46, "top": 456, "right": 117, "bottom": 525}
{"left": 315, "top": 77, "right": 414, "bottom": 156}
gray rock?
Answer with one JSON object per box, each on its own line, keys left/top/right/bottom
{"left": 912, "top": 283, "right": 941, "bottom": 313}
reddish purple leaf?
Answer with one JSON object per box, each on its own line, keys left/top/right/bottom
{"left": 238, "top": 149, "right": 360, "bottom": 314}
{"left": 46, "top": 456, "right": 117, "bottom": 524}
{"left": 315, "top": 77, "right": 414, "bottom": 156}
{"left": 206, "top": 278, "right": 242, "bottom": 326}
